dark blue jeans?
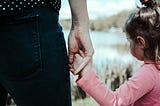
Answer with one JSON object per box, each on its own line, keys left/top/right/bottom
{"left": 0, "top": 8, "right": 71, "bottom": 106}
{"left": 0, "top": 83, "right": 7, "bottom": 106}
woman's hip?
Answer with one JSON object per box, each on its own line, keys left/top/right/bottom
{"left": 0, "top": 8, "right": 68, "bottom": 80}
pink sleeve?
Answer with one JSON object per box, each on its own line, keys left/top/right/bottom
{"left": 76, "top": 66, "right": 155, "bottom": 106}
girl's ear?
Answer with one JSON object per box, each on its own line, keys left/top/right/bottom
{"left": 136, "top": 36, "right": 146, "bottom": 48}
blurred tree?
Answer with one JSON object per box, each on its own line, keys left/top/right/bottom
{"left": 61, "top": 0, "right": 160, "bottom": 31}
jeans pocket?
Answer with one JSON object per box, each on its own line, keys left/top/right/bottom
{"left": 0, "top": 13, "right": 42, "bottom": 80}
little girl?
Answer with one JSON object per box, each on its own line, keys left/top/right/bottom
{"left": 71, "top": 0, "right": 160, "bottom": 105}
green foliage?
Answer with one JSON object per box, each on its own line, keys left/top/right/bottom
{"left": 60, "top": 0, "right": 160, "bottom": 31}
{"left": 60, "top": 10, "right": 132, "bottom": 32}
{"left": 59, "top": 19, "right": 71, "bottom": 30}
{"left": 90, "top": 10, "right": 131, "bottom": 31}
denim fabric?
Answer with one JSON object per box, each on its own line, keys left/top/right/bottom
{"left": 0, "top": 8, "right": 71, "bottom": 106}
{"left": 0, "top": 83, "right": 7, "bottom": 106}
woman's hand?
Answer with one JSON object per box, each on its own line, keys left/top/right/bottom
{"left": 68, "top": 0, "right": 94, "bottom": 75}
{"left": 68, "top": 27, "right": 94, "bottom": 75}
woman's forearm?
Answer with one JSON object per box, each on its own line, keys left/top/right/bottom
{"left": 68, "top": 0, "right": 89, "bottom": 29}
{"left": 68, "top": 0, "right": 94, "bottom": 74}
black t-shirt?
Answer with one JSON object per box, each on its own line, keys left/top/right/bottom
{"left": 0, "top": 0, "right": 61, "bottom": 12}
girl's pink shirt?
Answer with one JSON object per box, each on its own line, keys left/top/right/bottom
{"left": 76, "top": 63, "right": 160, "bottom": 106}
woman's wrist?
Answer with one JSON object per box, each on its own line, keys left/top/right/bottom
{"left": 71, "top": 14, "right": 89, "bottom": 28}
{"left": 71, "top": 21, "right": 89, "bottom": 31}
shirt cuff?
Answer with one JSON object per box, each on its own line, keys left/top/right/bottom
{"left": 76, "top": 68, "right": 97, "bottom": 89}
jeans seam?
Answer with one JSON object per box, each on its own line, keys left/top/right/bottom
{"left": 32, "top": 13, "right": 43, "bottom": 71}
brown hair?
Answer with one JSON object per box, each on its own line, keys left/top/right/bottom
{"left": 124, "top": 0, "right": 160, "bottom": 61}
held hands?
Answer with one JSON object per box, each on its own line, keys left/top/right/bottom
{"left": 68, "top": 26, "right": 94, "bottom": 75}
{"left": 72, "top": 50, "right": 92, "bottom": 77}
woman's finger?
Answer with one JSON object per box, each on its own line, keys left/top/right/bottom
{"left": 69, "top": 52, "right": 74, "bottom": 64}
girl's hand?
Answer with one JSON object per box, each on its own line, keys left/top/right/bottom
{"left": 72, "top": 50, "right": 92, "bottom": 77}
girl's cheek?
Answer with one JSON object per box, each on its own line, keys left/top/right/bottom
{"left": 130, "top": 43, "right": 136, "bottom": 57}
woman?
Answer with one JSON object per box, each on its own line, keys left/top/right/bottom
{"left": 0, "top": 0, "right": 94, "bottom": 106}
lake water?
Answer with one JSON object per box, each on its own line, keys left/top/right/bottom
{"left": 63, "top": 30, "right": 141, "bottom": 70}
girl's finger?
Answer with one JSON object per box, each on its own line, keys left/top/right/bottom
{"left": 79, "top": 50, "right": 85, "bottom": 57}
{"left": 74, "top": 56, "right": 91, "bottom": 75}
